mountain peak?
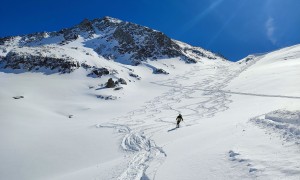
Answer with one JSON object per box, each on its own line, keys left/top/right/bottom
{"left": 76, "top": 16, "right": 122, "bottom": 31}
{"left": 86, "top": 16, "right": 123, "bottom": 26}
{"left": 100, "top": 16, "right": 123, "bottom": 23}
{"left": 0, "top": 16, "right": 224, "bottom": 73}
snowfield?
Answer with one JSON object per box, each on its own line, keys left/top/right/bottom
{"left": 1, "top": 22, "right": 300, "bottom": 179}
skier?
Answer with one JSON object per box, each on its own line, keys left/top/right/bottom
{"left": 176, "top": 114, "right": 183, "bottom": 128}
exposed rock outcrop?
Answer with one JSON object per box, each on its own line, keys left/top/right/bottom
{"left": 3, "top": 49, "right": 79, "bottom": 73}
{"left": 106, "top": 78, "right": 116, "bottom": 88}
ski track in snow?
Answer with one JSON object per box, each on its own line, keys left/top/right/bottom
{"left": 97, "top": 57, "right": 263, "bottom": 179}
{"left": 228, "top": 150, "right": 260, "bottom": 175}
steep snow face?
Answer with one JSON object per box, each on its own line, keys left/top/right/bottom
{"left": 0, "top": 16, "right": 224, "bottom": 71}
{"left": 226, "top": 44, "right": 300, "bottom": 96}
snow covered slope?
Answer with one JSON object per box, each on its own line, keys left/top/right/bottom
{"left": 1, "top": 17, "right": 300, "bottom": 180}
{"left": 228, "top": 45, "right": 300, "bottom": 96}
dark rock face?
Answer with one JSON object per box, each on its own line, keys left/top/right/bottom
{"left": 129, "top": 72, "right": 141, "bottom": 80}
{"left": 84, "top": 65, "right": 117, "bottom": 78}
{"left": 3, "top": 50, "right": 79, "bottom": 73}
{"left": 59, "top": 19, "right": 95, "bottom": 44}
{"left": 90, "top": 68, "right": 110, "bottom": 77}
{"left": 154, "top": 68, "right": 169, "bottom": 75}
{"left": 113, "top": 27, "right": 134, "bottom": 45}
{"left": 90, "top": 17, "right": 221, "bottom": 63}
{"left": 78, "top": 19, "right": 94, "bottom": 33}
{"left": 0, "top": 37, "right": 14, "bottom": 45}
{"left": 106, "top": 78, "right": 116, "bottom": 88}
{"left": 106, "top": 21, "right": 184, "bottom": 63}
{"left": 62, "top": 29, "right": 79, "bottom": 42}
{"left": 118, "top": 78, "right": 127, "bottom": 85}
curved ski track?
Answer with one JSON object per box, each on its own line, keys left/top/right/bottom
{"left": 97, "top": 57, "right": 262, "bottom": 180}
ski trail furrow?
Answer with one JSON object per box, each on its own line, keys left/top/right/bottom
{"left": 118, "top": 132, "right": 167, "bottom": 180}
{"left": 96, "top": 60, "right": 261, "bottom": 179}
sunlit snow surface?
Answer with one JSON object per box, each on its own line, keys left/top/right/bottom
{"left": 1, "top": 44, "right": 300, "bottom": 180}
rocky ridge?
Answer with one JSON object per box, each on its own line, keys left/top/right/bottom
{"left": 0, "top": 16, "right": 224, "bottom": 74}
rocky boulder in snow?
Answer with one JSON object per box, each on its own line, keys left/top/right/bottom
{"left": 96, "top": 95, "right": 118, "bottom": 100}
{"left": 118, "top": 78, "right": 127, "bottom": 85}
{"left": 90, "top": 68, "right": 110, "bottom": 77}
{"left": 106, "top": 78, "right": 116, "bottom": 88}
{"left": 153, "top": 68, "right": 169, "bottom": 75}
{"left": 129, "top": 72, "right": 141, "bottom": 80}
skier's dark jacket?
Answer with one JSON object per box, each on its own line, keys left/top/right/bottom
{"left": 176, "top": 115, "right": 183, "bottom": 124}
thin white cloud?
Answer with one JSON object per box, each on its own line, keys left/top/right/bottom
{"left": 265, "top": 17, "right": 277, "bottom": 45}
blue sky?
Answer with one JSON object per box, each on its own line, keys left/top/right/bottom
{"left": 1, "top": 0, "right": 300, "bottom": 61}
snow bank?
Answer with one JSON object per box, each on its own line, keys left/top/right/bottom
{"left": 252, "top": 110, "right": 300, "bottom": 144}
{"left": 265, "top": 110, "right": 300, "bottom": 125}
